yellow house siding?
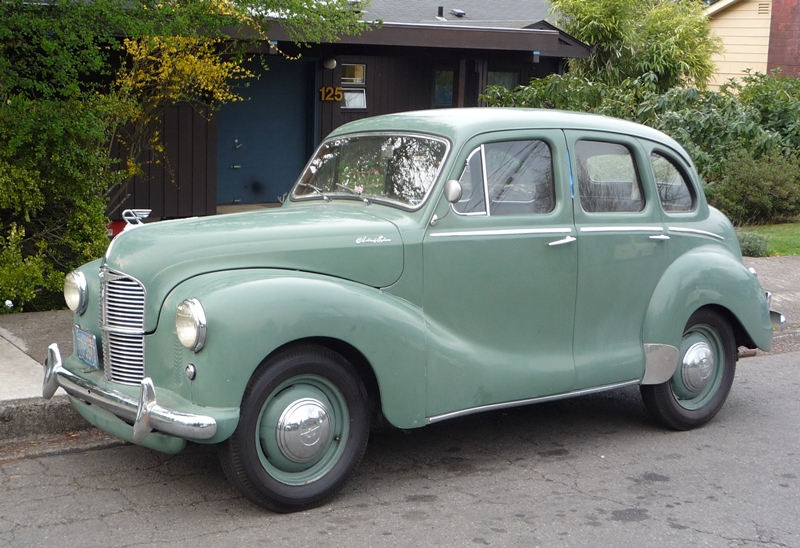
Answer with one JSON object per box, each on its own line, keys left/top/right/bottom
{"left": 707, "top": 0, "right": 772, "bottom": 89}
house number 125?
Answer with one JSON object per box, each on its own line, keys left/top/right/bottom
{"left": 319, "top": 86, "right": 344, "bottom": 101}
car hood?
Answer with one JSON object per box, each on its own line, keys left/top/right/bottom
{"left": 103, "top": 206, "right": 404, "bottom": 332}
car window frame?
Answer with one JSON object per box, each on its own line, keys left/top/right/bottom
{"left": 289, "top": 131, "right": 452, "bottom": 212}
{"left": 451, "top": 133, "right": 562, "bottom": 219}
{"left": 647, "top": 146, "right": 699, "bottom": 216}
{"left": 567, "top": 130, "right": 660, "bottom": 222}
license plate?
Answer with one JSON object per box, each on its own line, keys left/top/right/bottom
{"left": 74, "top": 326, "right": 100, "bottom": 369}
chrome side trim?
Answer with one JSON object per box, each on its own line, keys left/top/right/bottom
{"left": 426, "top": 379, "right": 640, "bottom": 424}
{"left": 668, "top": 226, "right": 725, "bottom": 241}
{"left": 430, "top": 227, "right": 572, "bottom": 238}
{"left": 641, "top": 343, "right": 679, "bottom": 385}
{"left": 43, "top": 344, "right": 217, "bottom": 440}
{"left": 580, "top": 226, "right": 663, "bottom": 233}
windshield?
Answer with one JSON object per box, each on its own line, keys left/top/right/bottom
{"left": 291, "top": 133, "right": 449, "bottom": 209}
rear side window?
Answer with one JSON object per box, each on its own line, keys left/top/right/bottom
{"left": 651, "top": 152, "right": 696, "bottom": 212}
{"left": 576, "top": 140, "right": 644, "bottom": 213}
{"left": 453, "top": 139, "right": 555, "bottom": 216}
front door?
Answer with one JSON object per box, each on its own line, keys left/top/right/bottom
{"left": 423, "top": 131, "right": 577, "bottom": 418}
{"left": 216, "top": 57, "right": 315, "bottom": 206}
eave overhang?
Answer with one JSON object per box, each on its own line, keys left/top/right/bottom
{"left": 267, "top": 21, "right": 589, "bottom": 59}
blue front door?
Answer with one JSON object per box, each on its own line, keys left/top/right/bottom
{"left": 217, "top": 57, "right": 316, "bottom": 205}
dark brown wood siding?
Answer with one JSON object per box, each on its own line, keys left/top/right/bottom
{"left": 107, "top": 104, "right": 217, "bottom": 220}
{"left": 317, "top": 51, "right": 541, "bottom": 140}
{"left": 318, "top": 55, "right": 433, "bottom": 138}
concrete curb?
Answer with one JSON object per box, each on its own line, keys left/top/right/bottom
{"left": 0, "top": 395, "right": 93, "bottom": 440}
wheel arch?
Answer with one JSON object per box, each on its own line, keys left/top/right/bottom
{"left": 161, "top": 269, "right": 428, "bottom": 431}
{"left": 264, "top": 337, "right": 383, "bottom": 426}
{"left": 642, "top": 248, "right": 772, "bottom": 353}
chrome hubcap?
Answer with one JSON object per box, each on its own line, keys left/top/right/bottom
{"left": 276, "top": 398, "right": 331, "bottom": 463}
{"left": 681, "top": 342, "right": 714, "bottom": 392}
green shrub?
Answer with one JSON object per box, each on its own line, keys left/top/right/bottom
{"left": 733, "top": 70, "right": 800, "bottom": 152}
{"left": 736, "top": 231, "right": 770, "bottom": 257}
{"left": 706, "top": 149, "right": 800, "bottom": 226}
{"left": 0, "top": 96, "right": 124, "bottom": 312}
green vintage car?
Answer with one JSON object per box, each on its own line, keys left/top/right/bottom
{"left": 44, "top": 108, "right": 778, "bottom": 512}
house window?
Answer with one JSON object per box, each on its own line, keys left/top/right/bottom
{"left": 434, "top": 70, "right": 454, "bottom": 107}
{"left": 487, "top": 71, "right": 520, "bottom": 90}
{"left": 342, "top": 89, "right": 367, "bottom": 109}
{"left": 341, "top": 64, "right": 366, "bottom": 84}
{"left": 341, "top": 63, "right": 366, "bottom": 110}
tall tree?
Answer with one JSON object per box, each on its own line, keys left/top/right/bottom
{"left": 551, "top": 0, "right": 720, "bottom": 91}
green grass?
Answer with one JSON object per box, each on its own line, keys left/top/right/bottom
{"left": 744, "top": 222, "right": 800, "bottom": 256}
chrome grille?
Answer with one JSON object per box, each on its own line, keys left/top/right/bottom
{"left": 100, "top": 267, "right": 146, "bottom": 385}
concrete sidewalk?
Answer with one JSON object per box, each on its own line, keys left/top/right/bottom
{"left": 1, "top": 257, "right": 799, "bottom": 442}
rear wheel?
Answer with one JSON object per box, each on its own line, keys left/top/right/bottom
{"left": 641, "top": 309, "right": 736, "bottom": 430}
{"left": 220, "top": 344, "right": 370, "bottom": 512}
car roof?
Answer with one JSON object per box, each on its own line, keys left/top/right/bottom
{"left": 330, "top": 108, "right": 691, "bottom": 163}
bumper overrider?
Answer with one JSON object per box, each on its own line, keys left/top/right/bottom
{"left": 42, "top": 343, "right": 217, "bottom": 445}
{"left": 766, "top": 291, "right": 787, "bottom": 330}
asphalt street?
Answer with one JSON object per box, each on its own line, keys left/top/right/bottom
{"left": 1, "top": 350, "right": 798, "bottom": 548}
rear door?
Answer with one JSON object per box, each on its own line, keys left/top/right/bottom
{"left": 565, "top": 130, "right": 672, "bottom": 389}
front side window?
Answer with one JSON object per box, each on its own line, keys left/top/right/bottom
{"left": 651, "top": 152, "right": 695, "bottom": 212}
{"left": 576, "top": 140, "right": 644, "bottom": 213}
{"left": 453, "top": 140, "right": 555, "bottom": 216}
{"left": 292, "top": 134, "right": 449, "bottom": 209}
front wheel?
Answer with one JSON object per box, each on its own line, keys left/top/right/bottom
{"left": 640, "top": 309, "right": 736, "bottom": 430}
{"left": 220, "top": 345, "right": 370, "bottom": 512}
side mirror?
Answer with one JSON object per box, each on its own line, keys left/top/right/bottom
{"left": 443, "top": 179, "right": 463, "bottom": 203}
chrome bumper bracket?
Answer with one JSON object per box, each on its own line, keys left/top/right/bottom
{"left": 771, "top": 310, "right": 787, "bottom": 331}
{"left": 42, "top": 344, "right": 217, "bottom": 441}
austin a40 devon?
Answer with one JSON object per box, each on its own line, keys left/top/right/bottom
{"left": 43, "top": 109, "right": 778, "bottom": 512}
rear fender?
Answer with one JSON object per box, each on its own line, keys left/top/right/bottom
{"left": 642, "top": 248, "right": 771, "bottom": 383}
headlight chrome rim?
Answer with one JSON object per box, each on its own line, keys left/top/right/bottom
{"left": 64, "top": 271, "right": 88, "bottom": 315}
{"left": 176, "top": 298, "right": 207, "bottom": 352}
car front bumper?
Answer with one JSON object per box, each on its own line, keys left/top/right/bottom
{"left": 42, "top": 343, "right": 218, "bottom": 445}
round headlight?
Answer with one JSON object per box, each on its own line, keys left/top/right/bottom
{"left": 176, "top": 298, "right": 207, "bottom": 352}
{"left": 64, "top": 271, "right": 88, "bottom": 315}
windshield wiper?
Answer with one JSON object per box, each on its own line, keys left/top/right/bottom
{"left": 296, "top": 182, "right": 330, "bottom": 202}
{"left": 336, "top": 183, "right": 371, "bottom": 205}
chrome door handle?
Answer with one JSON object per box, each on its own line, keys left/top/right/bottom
{"left": 548, "top": 236, "right": 576, "bottom": 247}
{"left": 649, "top": 235, "right": 670, "bottom": 241}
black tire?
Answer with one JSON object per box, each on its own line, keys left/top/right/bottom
{"left": 640, "top": 309, "right": 736, "bottom": 431}
{"left": 219, "top": 344, "right": 370, "bottom": 512}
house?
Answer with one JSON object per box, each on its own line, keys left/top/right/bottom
{"left": 110, "top": 1, "right": 590, "bottom": 219}
{"left": 705, "top": 0, "right": 800, "bottom": 90}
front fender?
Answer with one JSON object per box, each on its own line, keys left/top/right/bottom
{"left": 160, "top": 269, "right": 428, "bottom": 430}
{"left": 643, "top": 247, "right": 772, "bottom": 354}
